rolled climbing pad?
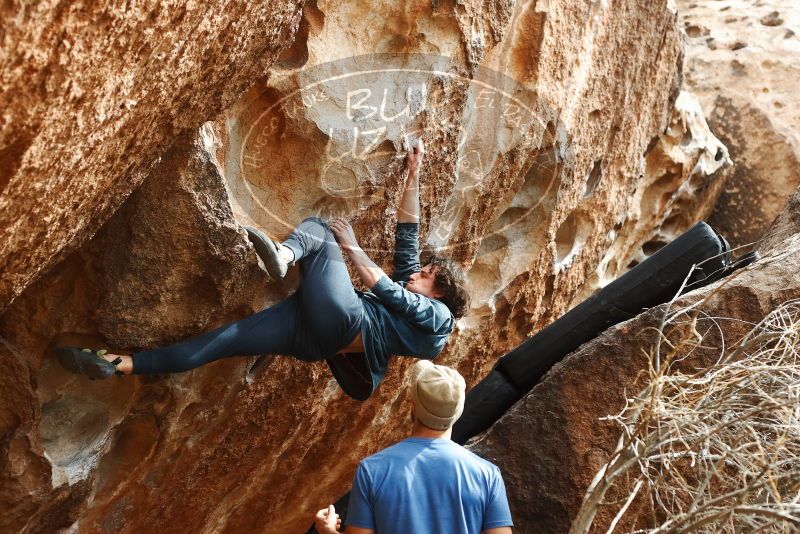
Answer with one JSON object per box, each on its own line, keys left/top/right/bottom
{"left": 453, "top": 221, "right": 732, "bottom": 442}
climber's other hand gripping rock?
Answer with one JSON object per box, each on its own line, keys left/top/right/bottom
{"left": 330, "top": 218, "right": 360, "bottom": 254}
{"left": 406, "top": 138, "right": 424, "bottom": 174}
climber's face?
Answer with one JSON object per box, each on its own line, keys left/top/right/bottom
{"left": 407, "top": 264, "right": 444, "bottom": 300}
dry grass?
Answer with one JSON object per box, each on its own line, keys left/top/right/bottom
{"left": 570, "top": 293, "right": 800, "bottom": 534}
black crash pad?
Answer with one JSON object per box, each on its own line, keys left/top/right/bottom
{"left": 452, "top": 221, "right": 732, "bottom": 442}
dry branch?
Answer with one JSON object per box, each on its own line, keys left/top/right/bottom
{"left": 571, "top": 297, "right": 800, "bottom": 534}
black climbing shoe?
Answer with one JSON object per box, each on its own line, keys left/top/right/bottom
{"left": 56, "top": 347, "right": 123, "bottom": 380}
{"left": 245, "top": 225, "right": 289, "bottom": 280}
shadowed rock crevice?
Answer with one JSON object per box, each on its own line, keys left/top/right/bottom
{"left": 583, "top": 159, "right": 602, "bottom": 198}
{"left": 276, "top": 0, "right": 325, "bottom": 70}
{"left": 0, "top": 134, "right": 33, "bottom": 196}
{"left": 554, "top": 210, "right": 592, "bottom": 267}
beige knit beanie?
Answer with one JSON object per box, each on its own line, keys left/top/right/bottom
{"left": 410, "top": 360, "right": 466, "bottom": 430}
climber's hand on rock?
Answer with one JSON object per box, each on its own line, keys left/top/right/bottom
{"left": 314, "top": 504, "right": 341, "bottom": 534}
{"left": 407, "top": 138, "right": 424, "bottom": 174}
{"left": 331, "top": 218, "right": 385, "bottom": 287}
{"left": 330, "top": 218, "right": 360, "bottom": 253}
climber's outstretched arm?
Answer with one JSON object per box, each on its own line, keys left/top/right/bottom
{"left": 398, "top": 139, "right": 423, "bottom": 223}
{"left": 330, "top": 218, "right": 386, "bottom": 289}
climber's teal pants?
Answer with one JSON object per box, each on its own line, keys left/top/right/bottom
{"left": 131, "top": 218, "right": 363, "bottom": 374}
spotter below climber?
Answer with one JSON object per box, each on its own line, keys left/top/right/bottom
{"left": 56, "top": 140, "right": 469, "bottom": 400}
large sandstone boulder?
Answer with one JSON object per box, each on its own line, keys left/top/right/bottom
{"left": 468, "top": 187, "right": 800, "bottom": 532}
{"left": 677, "top": 0, "right": 800, "bottom": 247}
{"left": 0, "top": 0, "right": 304, "bottom": 312}
{"left": 0, "top": 0, "right": 735, "bottom": 532}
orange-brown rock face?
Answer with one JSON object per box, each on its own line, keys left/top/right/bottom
{"left": 0, "top": 1, "right": 736, "bottom": 533}
{"left": 678, "top": 0, "right": 800, "bottom": 247}
{"left": 0, "top": 0, "right": 304, "bottom": 312}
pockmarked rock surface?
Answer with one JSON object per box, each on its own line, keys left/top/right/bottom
{"left": 0, "top": 0, "right": 304, "bottom": 312}
{"left": 0, "top": 1, "right": 737, "bottom": 533}
{"left": 677, "top": 0, "right": 800, "bottom": 247}
{"left": 468, "top": 187, "right": 800, "bottom": 533}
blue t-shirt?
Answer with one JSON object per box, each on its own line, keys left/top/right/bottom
{"left": 346, "top": 437, "right": 514, "bottom": 533}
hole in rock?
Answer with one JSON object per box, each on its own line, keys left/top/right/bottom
{"left": 467, "top": 149, "right": 554, "bottom": 313}
{"left": 468, "top": 233, "right": 509, "bottom": 309}
{"left": 680, "top": 129, "right": 693, "bottom": 147}
{"left": 521, "top": 149, "right": 560, "bottom": 214}
{"left": 246, "top": 354, "right": 276, "bottom": 382}
{"left": 304, "top": 0, "right": 325, "bottom": 31}
{"left": 374, "top": 138, "right": 396, "bottom": 156}
{"left": 660, "top": 213, "right": 684, "bottom": 235}
{"left": 643, "top": 135, "right": 660, "bottom": 157}
{"left": 276, "top": 0, "right": 324, "bottom": 69}
{"left": 685, "top": 25, "right": 703, "bottom": 37}
{"left": 478, "top": 232, "right": 508, "bottom": 256}
{"left": 494, "top": 207, "right": 530, "bottom": 232}
{"left": 37, "top": 333, "right": 136, "bottom": 487}
{"left": 689, "top": 170, "right": 709, "bottom": 189}
{"left": 544, "top": 121, "right": 557, "bottom": 143}
{"left": 533, "top": 274, "right": 557, "bottom": 328}
{"left": 541, "top": 274, "right": 555, "bottom": 308}
{"left": 508, "top": 304, "right": 531, "bottom": 340}
{"left": 642, "top": 239, "right": 668, "bottom": 256}
{"left": 554, "top": 211, "right": 591, "bottom": 265}
{"left": 583, "top": 160, "right": 602, "bottom": 197}
{"left": 0, "top": 133, "right": 33, "bottom": 196}
{"left": 640, "top": 169, "right": 681, "bottom": 221}
{"left": 493, "top": 297, "right": 514, "bottom": 343}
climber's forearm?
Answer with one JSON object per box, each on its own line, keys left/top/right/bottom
{"left": 397, "top": 167, "right": 420, "bottom": 223}
{"left": 346, "top": 246, "right": 387, "bottom": 289}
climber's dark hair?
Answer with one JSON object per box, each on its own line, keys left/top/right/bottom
{"left": 426, "top": 255, "right": 470, "bottom": 319}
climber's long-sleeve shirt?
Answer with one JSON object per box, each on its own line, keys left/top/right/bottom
{"left": 357, "top": 223, "right": 455, "bottom": 390}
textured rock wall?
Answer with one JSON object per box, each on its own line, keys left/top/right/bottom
{"left": 0, "top": 1, "right": 737, "bottom": 533}
{"left": 468, "top": 185, "right": 800, "bottom": 532}
{"left": 678, "top": 0, "right": 800, "bottom": 247}
{"left": 0, "top": 0, "right": 304, "bottom": 312}
{"left": 0, "top": 129, "right": 273, "bottom": 532}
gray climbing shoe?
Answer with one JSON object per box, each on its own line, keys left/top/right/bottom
{"left": 245, "top": 225, "right": 288, "bottom": 280}
{"left": 56, "top": 347, "right": 122, "bottom": 380}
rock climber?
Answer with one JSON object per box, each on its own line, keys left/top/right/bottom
{"left": 313, "top": 360, "right": 514, "bottom": 534}
{"left": 56, "top": 140, "right": 470, "bottom": 400}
